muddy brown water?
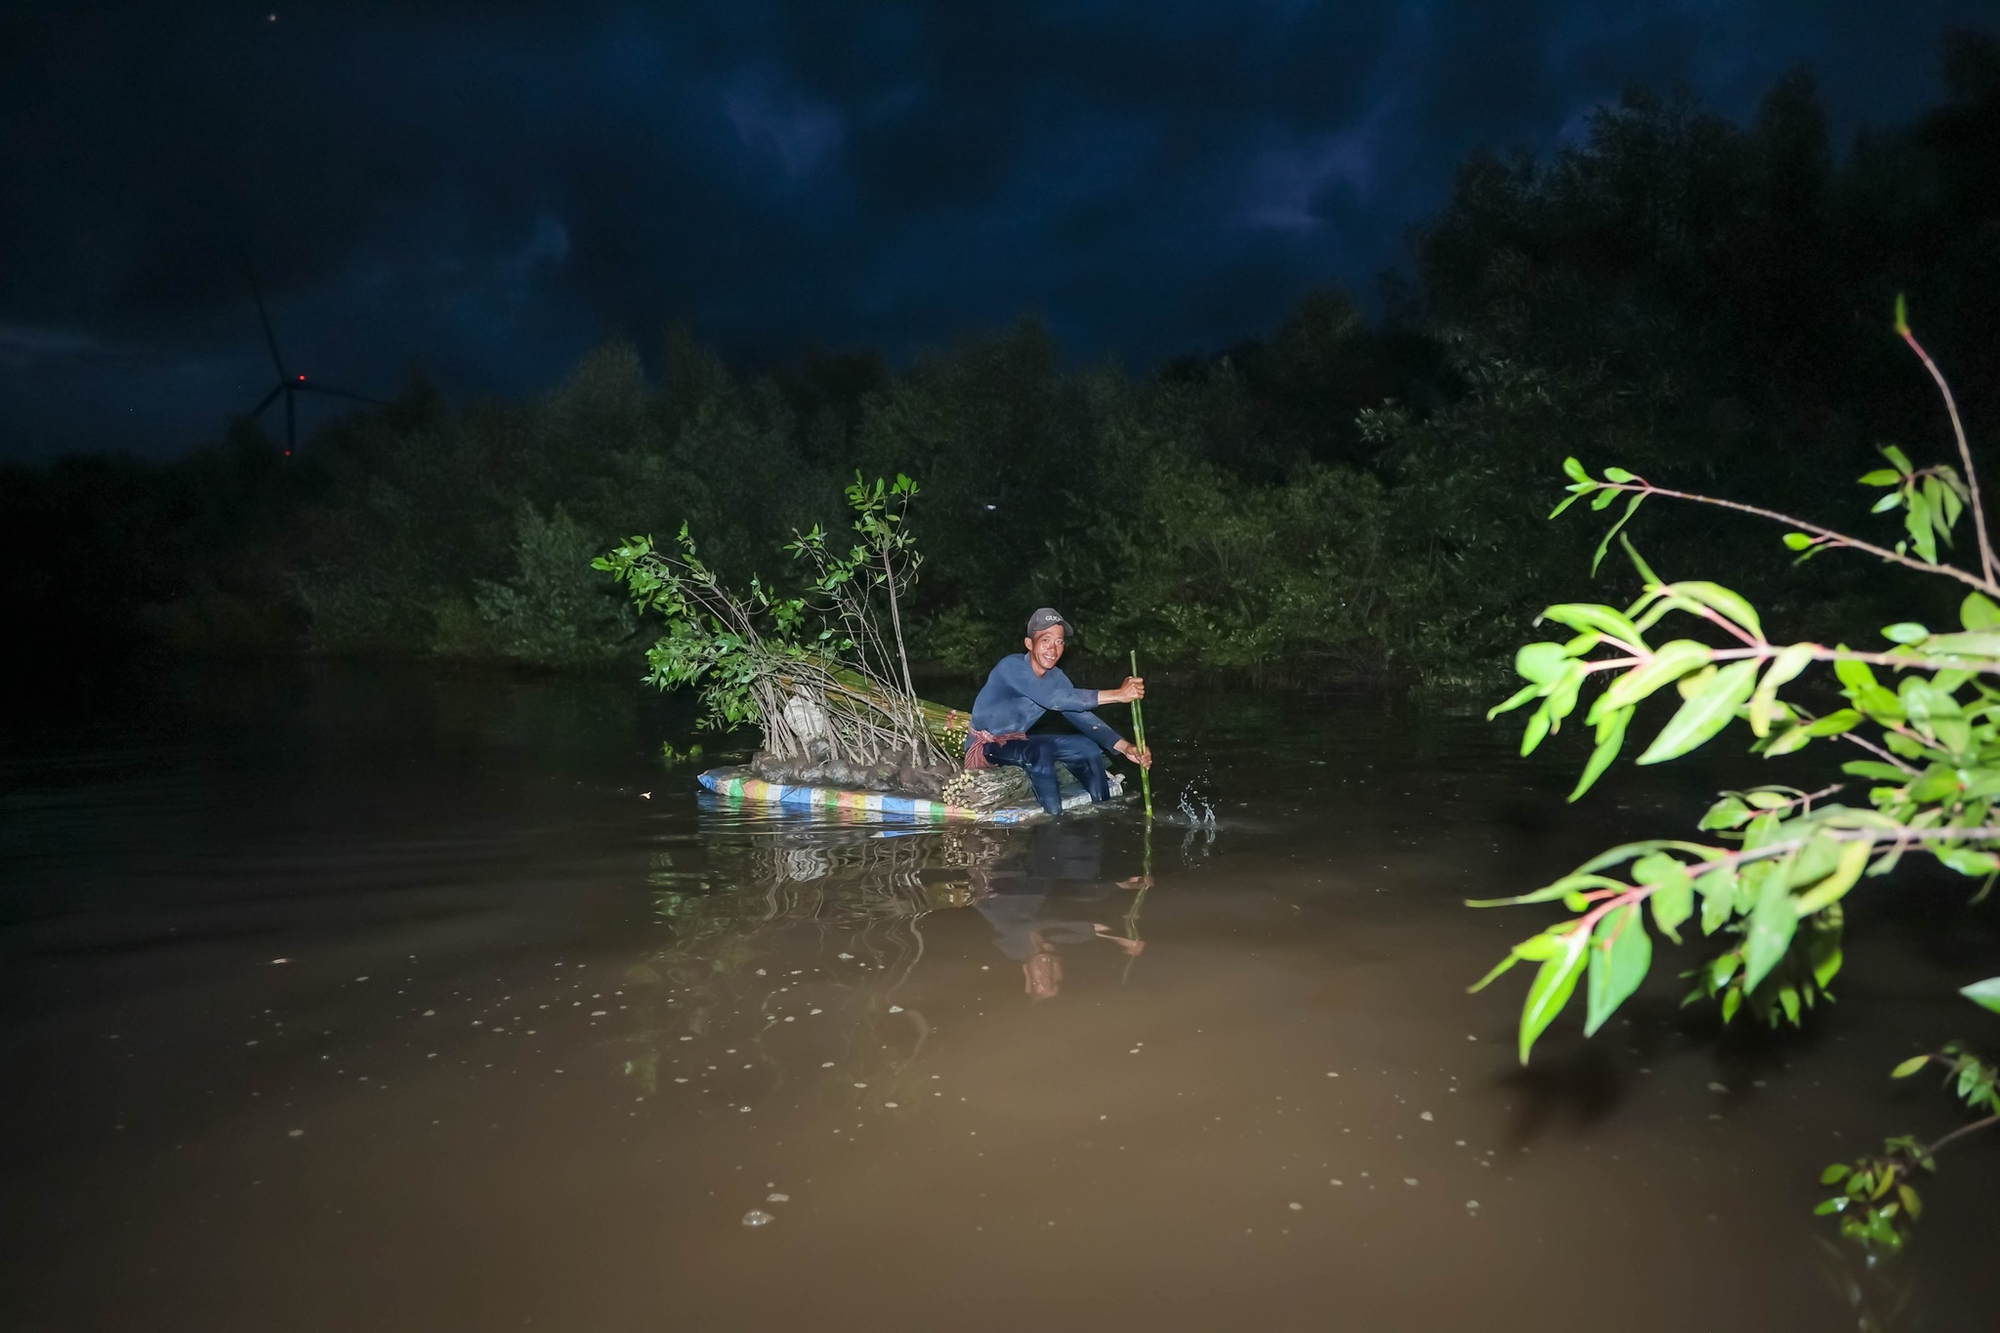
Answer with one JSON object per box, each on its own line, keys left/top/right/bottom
{"left": 4, "top": 663, "right": 1997, "bottom": 1332}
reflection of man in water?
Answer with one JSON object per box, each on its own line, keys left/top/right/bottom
{"left": 972, "top": 823, "right": 1144, "bottom": 999}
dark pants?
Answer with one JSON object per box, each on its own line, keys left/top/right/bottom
{"left": 983, "top": 733, "right": 1110, "bottom": 816}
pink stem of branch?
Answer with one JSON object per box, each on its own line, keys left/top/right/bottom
{"left": 1902, "top": 328, "right": 1997, "bottom": 589}
{"left": 1599, "top": 480, "right": 1999, "bottom": 597}
{"left": 1690, "top": 604, "right": 1760, "bottom": 647}
{"left": 1924, "top": 1113, "right": 2000, "bottom": 1160}
{"left": 1577, "top": 641, "right": 2000, "bottom": 678}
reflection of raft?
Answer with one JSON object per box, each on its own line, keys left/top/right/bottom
{"left": 696, "top": 766, "right": 1124, "bottom": 825}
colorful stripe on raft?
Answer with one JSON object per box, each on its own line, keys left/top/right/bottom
{"left": 695, "top": 768, "right": 1052, "bottom": 825}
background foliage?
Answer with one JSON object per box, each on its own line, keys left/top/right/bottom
{"left": 5, "top": 38, "right": 1997, "bottom": 687}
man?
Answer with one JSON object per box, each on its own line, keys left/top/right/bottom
{"left": 964, "top": 607, "right": 1152, "bottom": 817}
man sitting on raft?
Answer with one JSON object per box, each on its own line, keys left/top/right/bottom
{"left": 965, "top": 607, "right": 1153, "bottom": 817}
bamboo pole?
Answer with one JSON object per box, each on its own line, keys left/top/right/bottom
{"left": 1120, "top": 823, "right": 1152, "bottom": 986}
{"left": 1129, "top": 649, "right": 1152, "bottom": 819}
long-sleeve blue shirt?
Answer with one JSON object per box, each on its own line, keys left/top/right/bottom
{"left": 966, "top": 654, "right": 1126, "bottom": 755}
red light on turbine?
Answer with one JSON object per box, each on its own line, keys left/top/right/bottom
{"left": 297, "top": 374, "right": 305, "bottom": 380}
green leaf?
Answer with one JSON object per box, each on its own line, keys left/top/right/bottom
{"left": 1670, "top": 581, "right": 1763, "bottom": 639}
{"left": 1780, "top": 836, "right": 1841, "bottom": 894}
{"left": 1567, "top": 707, "right": 1630, "bottom": 802}
{"left": 1696, "top": 864, "right": 1737, "bottom": 935}
{"left": 1601, "top": 465, "right": 1636, "bottom": 483}
{"left": 1891, "top": 1055, "right": 1931, "bottom": 1078}
{"left": 1810, "top": 931, "right": 1844, "bottom": 990}
{"left": 1833, "top": 656, "right": 1880, "bottom": 694}
{"left": 1759, "top": 724, "right": 1815, "bottom": 757}
{"left": 1699, "top": 794, "right": 1753, "bottom": 830}
{"left": 1741, "top": 812, "right": 1784, "bottom": 853}
{"left": 1961, "top": 593, "right": 2000, "bottom": 631}
{"left": 1883, "top": 729, "right": 1925, "bottom": 758}
{"left": 1941, "top": 481, "right": 1964, "bottom": 530}
{"left": 1916, "top": 631, "right": 2000, "bottom": 659}
{"left": 1465, "top": 953, "right": 1522, "bottom": 995}
{"left": 1859, "top": 469, "right": 1903, "bottom": 486}
{"left": 1637, "top": 659, "right": 1760, "bottom": 765}
{"left": 1640, "top": 855, "right": 1694, "bottom": 943}
{"left": 1590, "top": 493, "right": 1646, "bottom": 576}
{"left": 1743, "top": 872, "right": 1799, "bottom": 993}
{"left": 1602, "top": 640, "right": 1715, "bottom": 711}
{"left": 1821, "top": 1163, "right": 1852, "bottom": 1185}
{"left": 1619, "top": 538, "right": 1664, "bottom": 587}
{"left": 1514, "top": 641, "right": 1569, "bottom": 685}
{"left": 1539, "top": 603, "right": 1643, "bottom": 646}
{"left": 1908, "top": 768, "right": 1962, "bottom": 804}
{"left": 1961, "top": 977, "right": 2000, "bottom": 1015}
{"left": 1749, "top": 643, "right": 1814, "bottom": 738}
{"left": 1540, "top": 665, "right": 1584, "bottom": 734}
{"left": 1487, "top": 681, "right": 1541, "bottom": 719}
{"left": 1520, "top": 702, "right": 1552, "bottom": 756}
{"left": 1791, "top": 838, "right": 1872, "bottom": 916}
{"left": 1906, "top": 494, "right": 1939, "bottom": 564}
{"left": 1584, "top": 904, "right": 1652, "bottom": 1036}
{"left": 1675, "top": 662, "right": 1718, "bottom": 701}
{"left": 1783, "top": 531, "right": 1817, "bottom": 550}
{"left": 1509, "top": 931, "right": 1569, "bottom": 963}
{"left": 1924, "top": 476, "right": 1951, "bottom": 541}
{"left": 1937, "top": 849, "right": 2000, "bottom": 878}
{"left": 1805, "top": 709, "right": 1863, "bottom": 737}
{"left": 1840, "top": 759, "right": 1909, "bottom": 782}
{"left": 1881, "top": 444, "right": 1913, "bottom": 475}
{"left": 1562, "top": 456, "right": 1590, "bottom": 483}
{"left": 1518, "top": 932, "right": 1587, "bottom": 1064}
{"left": 1882, "top": 622, "right": 1930, "bottom": 644}
{"left": 1893, "top": 292, "right": 1910, "bottom": 337}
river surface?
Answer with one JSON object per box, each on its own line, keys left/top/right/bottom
{"left": 4, "top": 662, "right": 1997, "bottom": 1332}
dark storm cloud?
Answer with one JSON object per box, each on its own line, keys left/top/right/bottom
{"left": 0, "top": 1, "right": 1991, "bottom": 457}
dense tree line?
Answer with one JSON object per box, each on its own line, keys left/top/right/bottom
{"left": 7, "top": 35, "right": 1997, "bottom": 684}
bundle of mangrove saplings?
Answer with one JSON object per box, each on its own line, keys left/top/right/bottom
{"left": 596, "top": 475, "right": 1013, "bottom": 804}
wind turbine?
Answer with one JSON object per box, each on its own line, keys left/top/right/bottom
{"left": 243, "top": 261, "right": 379, "bottom": 454}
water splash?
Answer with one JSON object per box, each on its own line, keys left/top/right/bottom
{"left": 1177, "top": 782, "right": 1217, "bottom": 830}
{"left": 1177, "top": 780, "right": 1218, "bottom": 863}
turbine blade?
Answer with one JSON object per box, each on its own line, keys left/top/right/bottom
{"left": 298, "top": 382, "right": 381, "bottom": 405}
{"left": 286, "top": 388, "right": 296, "bottom": 453}
{"left": 244, "top": 258, "right": 287, "bottom": 377}
{"left": 249, "top": 384, "right": 284, "bottom": 417}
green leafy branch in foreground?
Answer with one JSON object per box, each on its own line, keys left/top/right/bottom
{"left": 1474, "top": 303, "right": 2000, "bottom": 1250}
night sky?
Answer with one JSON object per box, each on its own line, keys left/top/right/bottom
{"left": 2, "top": 2, "right": 1992, "bottom": 460}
